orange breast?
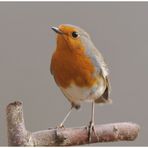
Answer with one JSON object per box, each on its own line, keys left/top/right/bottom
{"left": 51, "top": 46, "right": 97, "bottom": 88}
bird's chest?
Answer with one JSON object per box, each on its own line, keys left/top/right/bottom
{"left": 61, "top": 83, "right": 92, "bottom": 104}
{"left": 52, "top": 50, "right": 97, "bottom": 88}
{"left": 61, "top": 76, "right": 105, "bottom": 104}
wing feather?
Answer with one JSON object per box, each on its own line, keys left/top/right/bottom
{"left": 80, "top": 35, "right": 109, "bottom": 77}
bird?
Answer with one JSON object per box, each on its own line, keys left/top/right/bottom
{"left": 50, "top": 24, "right": 112, "bottom": 142}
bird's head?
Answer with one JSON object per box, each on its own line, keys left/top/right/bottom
{"left": 51, "top": 24, "right": 93, "bottom": 52}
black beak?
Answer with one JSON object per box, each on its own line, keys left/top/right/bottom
{"left": 51, "top": 27, "right": 64, "bottom": 34}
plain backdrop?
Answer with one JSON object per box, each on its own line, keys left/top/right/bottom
{"left": 0, "top": 2, "right": 148, "bottom": 146}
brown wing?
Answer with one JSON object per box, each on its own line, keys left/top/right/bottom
{"left": 95, "top": 76, "right": 112, "bottom": 104}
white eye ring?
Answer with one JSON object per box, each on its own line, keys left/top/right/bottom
{"left": 71, "top": 31, "right": 80, "bottom": 38}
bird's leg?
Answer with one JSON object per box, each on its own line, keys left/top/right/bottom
{"left": 88, "top": 101, "right": 99, "bottom": 143}
{"left": 58, "top": 106, "right": 73, "bottom": 128}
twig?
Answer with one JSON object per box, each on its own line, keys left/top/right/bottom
{"left": 6, "top": 101, "right": 140, "bottom": 146}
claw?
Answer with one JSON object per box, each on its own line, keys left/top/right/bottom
{"left": 56, "top": 124, "right": 65, "bottom": 129}
{"left": 88, "top": 122, "right": 99, "bottom": 143}
{"left": 48, "top": 125, "right": 64, "bottom": 130}
{"left": 88, "top": 121, "right": 93, "bottom": 142}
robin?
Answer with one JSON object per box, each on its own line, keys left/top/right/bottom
{"left": 50, "top": 24, "right": 112, "bottom": 142}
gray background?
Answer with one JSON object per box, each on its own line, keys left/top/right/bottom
{"left": 0, "top": 2, "right": 147, "bottom": 146}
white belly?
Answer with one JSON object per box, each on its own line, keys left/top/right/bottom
{"left": 60, "top": 78, "right": 106, "bottom": 106}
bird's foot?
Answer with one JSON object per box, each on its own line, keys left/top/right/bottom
{"left": 56, "top": 124, "right": 65, "bottom": 129}
{"left": 48, "top": 124, "right": 65, "bottom": 130}
{"left": 88, "top": 121, "right": 99, "bottom": 143}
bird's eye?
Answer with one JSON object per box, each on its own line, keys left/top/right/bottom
{"left": 71, "top": 31, "right": 79, "bottom": 38}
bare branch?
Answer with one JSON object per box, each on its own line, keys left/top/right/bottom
{"left": 6, "top": 101, "right": 140, "bottom": 146}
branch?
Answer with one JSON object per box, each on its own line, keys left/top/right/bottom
{"left": 6, "top": 101, "right": 140, "bottom": 146}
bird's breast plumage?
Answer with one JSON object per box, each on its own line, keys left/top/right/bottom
{"left": 60, "top": 74, "right": 106, "bottom": 106}
{"left": 51, "top": 47, "right": 97, "bottom": 89}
